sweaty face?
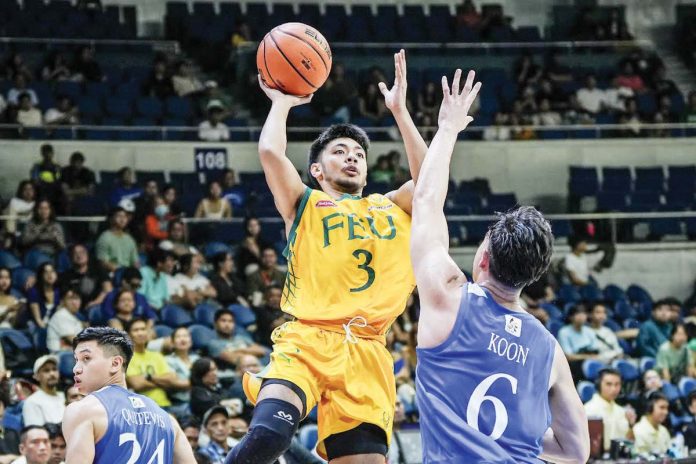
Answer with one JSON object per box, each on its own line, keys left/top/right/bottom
{"left": 313, "top": 138, "right": 368, "bottom": 194}
{"left": 73, "top": 340, "right": 118, "bottom": 394}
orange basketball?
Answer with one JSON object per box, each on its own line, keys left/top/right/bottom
{"left": 256, "top": 22, "right": 332, "bottom": 96}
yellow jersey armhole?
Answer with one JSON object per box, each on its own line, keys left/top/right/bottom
{"left": 282, "top": 186, "right": 313, "bottom": 259}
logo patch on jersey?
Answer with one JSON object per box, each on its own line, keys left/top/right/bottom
{"left": 315, "top": 200, "right": 336, "bottom": 208}
{"left": 504, "top": 315, "right": 522, "bottom": 337}
{"left": 128, "top": 396, "right": 146, "bottom": 409}
{"left": 467, "top": 283, "right": 487, "bottom": 297}
{"left": 274, "top": 410, "right": 294, "bottom": 425}
{"left": 367, "top": 204, "right": 393, "bottom": 211}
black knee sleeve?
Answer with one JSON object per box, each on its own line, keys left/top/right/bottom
{"left": 225, "top": 399, "right": 301, "bottom": 464}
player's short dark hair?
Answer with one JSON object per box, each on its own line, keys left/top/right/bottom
{"left": 214, "top": 308, "right": 234, "bottom": 322}
{"left": 308, "top": 124, "right": 370, "bottom": 188}
{"left": 487, "top": 206, "right": 554, "bottom": 288}
{"left": 20, "top": 425, "right": 48, "bottom": 443}
{"left": 73, "top": 326, "right": 134, "bottom": 370}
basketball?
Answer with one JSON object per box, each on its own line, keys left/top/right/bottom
{"left": 256, "top": 22, "right": 332, "bottom": 96}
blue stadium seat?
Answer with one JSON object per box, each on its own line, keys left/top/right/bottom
{"left": 679, "top": 377, "right": 696, "bottom": 398}
{"left": 649, "top": 218, "right": 683, "bottom": 238}
{"left": 161, "top": 304, "right": 193, "bottom": 327}
{"left": 484, "top": 193, "right": 517, "bottom": 213}
{"left": 230, "top": 304, "right": 256, "bottom": 328}
{"left": 581, "top": 359, "right": 606, "bottom": 381}
{"left": 0, "top": 329, "right": 35, "bottom": 375}
{"left": 557, "top": 284, "right": 581, "bottom": 304}
{"left": 203, "top": 242, "right": 231, "bottom": 259}
{"left": 603, "top": 318, "right": 621, "bottom": 332}
{"left": 55, "top": 81, "right": 82, "bottom": 101}
{"left": 664, "top": 191, "right": 692, "bottom": 211}
{"left": 154, "top": 324, "right": 174, "bottom": 338}
{"left": 463, "top": 220, "right": 489, "bottom": 243}
{"left": 189, "top": 324, "right": 215, "bottom": 350}
{"left": 58, "top": 350, "right": 76, "bottom": 379}
{"left": 0, "top": 251, "right": 21, "bottom": 270}
{"left": 629, "top": 191, "right": 662, "bottom": 211}
{"left": 136, "top": 96, "right": 164, "bottom": 118}
{"left": 596, "top": 191, "right": 628, "bottom": 212}
{"left": 427, "top": 6, "right": 453, "bottom": 42}
{"left": 194, "top": 304, "right": 216, "bottom": 328}
{"left": 640, "top": 357, "right": 655, "bottom": 373}
{"left": 105, "top": 97, "right": 132, "bottom": 118}
{"left": 626, "top": 284, "right": 652, "bottom": 306}
{"left": 662, "top": 382, "right": 681, "bottom": 403}
{"left": 77, "top": 95, "right": 103, "bottom": 119}
{"left": 88, "top": 305, "right": 106, "bottom": 326}
{"left": 298, "top": 424, "right": 318, "bottom": 451}
{"left": 539, "top": 303, "right": 563, "bottom": 321}
{"left": 623, "top": 318, "right": 640, "bottom": 330}
{"left": 516, "top": 26, "right": 541, "bottom": 41}
{"left": 602, "top": 167, "right": 632, "bottom": 193}
{"left": 552, "top": 220, "right": 572, "bottom": 238}
{"left": 668, "top": 166, "right": 696, "bottom": 193}
{"left": 297, "top": 4, "right": 320, "bottom": 25}
{"left": 23, "top": 249, "right": 53, "bottom": 271}
{"left": 11, "top": 267, "right": 35, "bottom": 291}
{"left": 613, "top": 299, "right": 635, "bottom": 322}
{"left": 635, "top": 167, "right": 665, "bottom": 192}
{"left": 272, "top": 3, "right": 296, "bottom": 23}
{"left": 636, "top": 92, "right": 657, "bottom": 116}
{"left": 576, "top": 380, "right": 596, "bottom": 403}
{"left": 579, "top": 284, "right": 603, "bottom": 303}
{"left": 192, "top": 1, "right": 215, "bottom": 17}
{"left": 547, "top": 319, "right": 562, "bottom": 338}
{"left": 611, "top": 359, "right": 639, "bottom": 382}
{"left": 569, "top": 166, "right": 599, "bottom": 196}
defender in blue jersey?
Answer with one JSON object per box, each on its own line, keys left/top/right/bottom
{"left": 62, "top": 326, "right": 196, "bottom": 463}
{"left": 409, "top": 69, "right": 590, "bottom": 464}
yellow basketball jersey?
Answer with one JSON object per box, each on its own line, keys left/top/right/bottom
{"left": 281, "top": 187, "right": 415, "bottom": 336}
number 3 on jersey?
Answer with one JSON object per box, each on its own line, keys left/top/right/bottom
{"left": 350, "top": 249, "right": 375, "bottom": 292}
{"left": 466, "top": 373, "right": 518, "bottom": 441}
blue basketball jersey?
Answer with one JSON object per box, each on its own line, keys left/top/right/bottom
{"left": 92, "top": 385, "right": 175, "bottom": 464}
{"left": 416, "top": 282, "right": 556, "bottom": 464}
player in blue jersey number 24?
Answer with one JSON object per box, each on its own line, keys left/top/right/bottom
{"left": 61, "top": 327, "right": 196, "bottom": 463}
{"left": 410, "top": 69, "right": 591, "bottom": 464}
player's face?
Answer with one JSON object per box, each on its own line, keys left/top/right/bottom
{"left": 206, "top": 413, "right": 230, "bottom": 445}
{"left": 314, "top": 138, "right": 368, "bottom": 193}
{"left": 73, "top": 340, "right": 118, "bottom": 394}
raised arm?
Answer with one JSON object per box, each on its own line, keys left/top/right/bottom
{"left": 411, "top": 70, "right": 480, "bottom": 348}
{"left": 540, "top": 342, "right": 591, "bottom": 463}
{"left": 257, "top": 77, "right": 312, "bottom": 222}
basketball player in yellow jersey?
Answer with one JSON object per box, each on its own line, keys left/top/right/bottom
{"left": 226, "top": 51, "right": 426, "bottom": 464}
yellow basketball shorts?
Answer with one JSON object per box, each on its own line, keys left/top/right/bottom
{"left": 243, "top": 320, "right": 396, "bottom": 459}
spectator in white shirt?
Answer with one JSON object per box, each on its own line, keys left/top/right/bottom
{"left": 44, "top": 96, "right": 78, "bottom": 126}
{"left": 22, "top": 356, "right": 66, "bottom": 427}
{"left": 482, "top": 112, "right": 511, "bottom": 141}
{"left": 47, "top": 288, "right": 85, "bottom": 353}
{"left": 584, "top": 368, "right": 635, "bottom": 453}
{"left": 172, "top": 60, "right": 203, "bottom": 97}
{"left": 6, "top": 74, "right": 38, "bottom": 106}
{"left": 537, "top": 98, "right": 562, "bottom": 126}
{"left": 13, "top": 425, "right": 50, "bottom": 464}
{"left": 3, "top": 180, "right": 35, "bottom": 235}
{"left": 198, "top": 100, "right": 230, "bottom": 142}
{"left": 603, "top": 77, "right": 634, "bottom": 113}
{"left": 588, "top": 302, "right": 624, "bottom": 362}
{"left": 632, "top": 392, "right": 671, "bottom": 455}
{"left": 565, "top": 235, "right": 591, "bottom": 286}
{"left": 16, "top": 93, "right": 42, "bottom": 127}
{"left": 575, "top": 74, "right": 605, "bottom": 115}
{"left": 173, "top": 253, "right": 217, "bottom": 309}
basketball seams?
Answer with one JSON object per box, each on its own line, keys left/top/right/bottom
{"left": 275, "top": 27, "right": 329, "bottom": 73}
{"left": 261, "top": 35, "right": 282, "bottom": 91}
{"left": 268, "top": 30, "right": 318, "bottom": 90}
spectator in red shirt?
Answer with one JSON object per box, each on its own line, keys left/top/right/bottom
{"left": 616, "top": 61, "right": 646, "bottom": 93}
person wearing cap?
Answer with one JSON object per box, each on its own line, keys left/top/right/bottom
{"left": 22, "top": 355, "right": 65, "bottom": 426}
{"left": 198, "top": 100, "right": 230, "bottom": 142}
{"left": 199, "top": 406, "right": 232, "bottom": 464}
{"left": 95, "top": 207, "right": 139, "bottom": 273}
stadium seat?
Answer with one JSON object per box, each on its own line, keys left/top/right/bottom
{"left": 11, "top": 267, "right": 35, "bottom": 291}
{"left": 603, "top": 318, "right": 621, "bottom": 332}
{"left": 639, "top": 357, "right": 656, "bottom": 373}
{"left": 602, "top": 167, "right": 632, "bottom": 193}
{"left": 613, "top": 300, "right": 635, "bottom": 322}
{"left": 635, "top": 167, "right": 665, "bottom": 192}
{"left": 576, "top": 380, "right": 596, "bottom": 403}
{"left": 193, "top": 304, "right": 216, "bottom": 328}
{"left": 679, "top": 377, "right": 696, "bottom": 398}
{"left": 136, "top": 97, "right": 164, "bottom": 118}
{"left": 546, "top": 320, "right": 563, "bottom": 338}
{"left": 161, "top": 304, "right": 193, "bottom": 327}
{"left": 0, "top": 251, "right": 21, "bottom": 270}
{"left": 165, "top": 96, "right": 193, "bottom": 119}
{"left": 539, "top": 303, "right": 563, "bottom": 321}
{"left": 596, "top": 191, "right": 628, "bottom": 212}
{"left": 611, "top": 359, "right": 639, "bottom": 382}
{"left": 189, "top": 324, "right": 215, "bottom": 351}
{"left": 229, "top": 304, "right": 256, "bottom": 329}
{"left": 298, "top": 424, "right": 318, "bottom": 451}
{"left": 603, "top": 284, "right": 626, "bottom": 304}
{"left": 23, "top": 249, "right": 53, "bottom": 270}
{"left": 623, "top": 318, "right": 640, "bottom": 330}
{"left": 58, "top": 351, "right": 76, "bottom": 379}
{"left": 154, "top": 324, "right": 174, "bottom": 338}
{"left": 579, "top": 284, "right": 603, "bottom": 303}
{"left": 581, "top": 359, "right": 606, "bottom": 381}
{"left": 204, "top": 242, "right": 231, "bottom": 259}
{"left": 626, "top": 284, "right": 652, "bottom": 306}
{"left": 557, "top": 284, "right": 581, "bottom": 304}
{"left": 87, "top": 305, "right": 106, "bottom": 326}
{"left": 0, "top": 329, "right": 36, "bottom": 375}
{"left": 662, "top": 382, "right": 680, "bottom": 403}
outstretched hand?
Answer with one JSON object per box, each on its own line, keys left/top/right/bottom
{"left": 437, "top": 69, "right": 481, "bottom": 133}
{"left": 258, "top": 75, "right": 313, "bottom": 107}
{"left": 379, "top": 49, "right": 407, "bottom": 113}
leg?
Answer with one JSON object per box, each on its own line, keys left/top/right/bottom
{"left": 225, "top": 379, "right": 306, "bottom": 464}
{"left": 325, "top": 423, "right": 388, "bottom": 464}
